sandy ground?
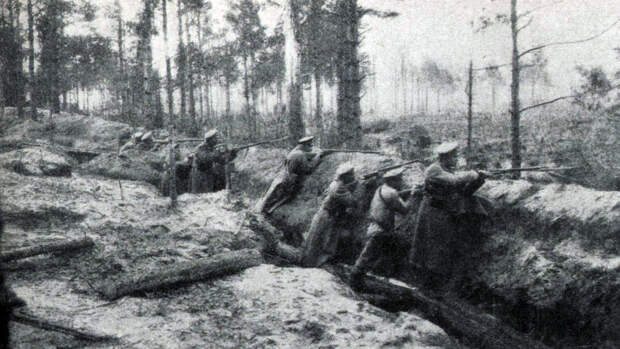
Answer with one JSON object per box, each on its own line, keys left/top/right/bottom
{"left": 1, "top": 167, "right": 452, "bottom": 348}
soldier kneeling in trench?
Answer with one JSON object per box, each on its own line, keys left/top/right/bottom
{"left": 409, "top": 141, "right": 491, "bottom": 294}
{"left": 350, "top": 168, "right": 416, "bottom": 290}
{"left": 300, "top": 164, "right": 361, "bottom": 267}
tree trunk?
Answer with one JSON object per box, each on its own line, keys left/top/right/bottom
{"left": 186, "top": 15, "right": 196, "bottom": 132}
{"left": 225, "top": 78, "right": 232, "bottom": 137}
{"left": 285, "top": 0, "right": 305, "bottom": 146}
{"left": 177, "top": 0, "right": 187, "bottom": 123}
{"left": 510, "top": 0, "right": 522, "bottom": 177}
{"left": 242, "top": 55, "right": 251, "bottom": 137}
{"left": 314, "top": 73, "right": 324, "bottom": 146}
{"left": 491, "top": 81, "right": 496, "bottom": 115}
{"left": 99, "top": 249, "right": 263, "bottom": 300}
{"left": 336, "top": 0, "right": 362, "bottom": 148}
{"left": 0, "top": 237, "right": 94, "bottom": 263}
{"left": 162, "top": 0, "right": 174, "bottom": 124}
{"left": 467, "top": 61, "right": 473, "bottom": 168}
{"left": 28, "top": 0, "right": 36, "bottom": 119}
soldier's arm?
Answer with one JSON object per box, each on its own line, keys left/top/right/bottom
{"left": 384, "top": 187, "right": 409, "bottom": 215}
{"left": 426, "top": 165, "right": 480, "bottom": 188}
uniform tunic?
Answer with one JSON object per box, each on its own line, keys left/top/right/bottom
{"left": 192, "top": 142, "right": 237, "bottom": 192}
{"left": 411, "top": 162, "right": 486, "bottom": 282}
{"left": 301, "top": 179, "right": 357, "bottom": 267}
{"left": 353, "top": 183, "right": 409, "bottom": 274}
{"left": 258, "top": 145, "right": 320, "bottom": 213}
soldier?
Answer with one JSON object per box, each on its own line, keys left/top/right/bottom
{"left": 120, "top": 131, "right": 154, "bottom": 154}
{"left": 350, "top": 167, "right": 415, "bottom": 290}
{"left": 301, "top": 164, "right": 359, "bottom": 267}
{"left": 190, "top": 129, "right": 238, "bottom": 193}
{"left": 409, "top": 141, "right": 490, "bottom": 293}
{"left": 258, "top": 136, "right": 325, "bottom": 215}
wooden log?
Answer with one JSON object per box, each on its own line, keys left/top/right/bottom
{"left": 246, "top": 212, "right": 302, "bottom": 263}
{"left": 0, "top": 237, "right": 94, "bottom": 263}
{"left": 12, "top": 311, "right": 118, "bottom": 343}
{"left": 100, "top": 248, "right": 263, "bottom": 301}
{"left": 244, "top": 213, "right": 550, "bottom": 349}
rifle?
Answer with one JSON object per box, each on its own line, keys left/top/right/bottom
{"left": 229, "top": 136, "right": 289, "bottom": 152}
{"left": 487, "top": 166, "right": 580, "bottom": 175}
{"left": 362, "top": 160, "right": 421, "bottom": 180}
{"left": 153, "top": 137, "right": 202, "bottom": 144}
{"left": 321, "top": 148, "right": 385, "bottom": 155}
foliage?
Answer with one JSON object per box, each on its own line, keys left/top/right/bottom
{"left": 572, "top": 66, "right": 614, "bottom": 111}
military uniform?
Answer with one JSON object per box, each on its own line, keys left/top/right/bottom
{"left": 120, "top": 131, "right": 154, "bottom": 154}
{"left": 301, "top": 165, "right": 358, "bottom": 267}
{"left": 190, "top": 129, "right": 238, "bottom": 193}
{"left": 410, "top": 142, "right": 487, "bottom": 291}
{"left": 350, "top": 168, "right": 412, "bottom": 289}
{"left": 258, "top": 136, "right": 323, "bottom": 214}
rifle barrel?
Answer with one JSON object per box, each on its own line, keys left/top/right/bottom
{"left": 322, "top": 148, "right": 384, "bottom": 155}
{"left": 362, "top": 160, "right": 421, "bottom": 179}
{"left": 490, "top": 166, "right": 579, "bottom": 173}
{"left": 232, "top": 136, "right": 289, "bottom": 151}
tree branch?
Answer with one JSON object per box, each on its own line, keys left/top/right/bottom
{"left": 519, "top": 19, "right": 619, "bottom": 59}
{"left": 516, "top": 16, "right": 533, "bottom": 33}
{"left": 519, "top": 95, "right": 576, "bottom": 113}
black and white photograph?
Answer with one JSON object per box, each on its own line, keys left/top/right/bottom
{"left": 0, "top": 0, "right": 618, "bottom": 348}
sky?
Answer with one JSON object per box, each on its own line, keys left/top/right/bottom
{"left": 71, "top": 0, "right": 619, "bottom": 117}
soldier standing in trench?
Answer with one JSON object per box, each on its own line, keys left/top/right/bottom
{"left": 300, "top": 164, "right": 360, "bottom": 267}
{"left": 408, "top": 141, "right": 491, "bottom": 293}
{"left": 190, "top": 129, "right": 238, "bottom": 193}
{"left": 257, "top": 136, "right": 325, "bottom": 216}
{"left": 350, "top": 168, "right": 415, "bottom": 290}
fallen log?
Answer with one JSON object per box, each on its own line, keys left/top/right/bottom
{"left": 99, "top": 248, "right": 263, "bottom": 300}
{"left": 246, "top": 212, "right": 302, "bottom": 263}
{"left": 0, "top": 237, "right": 94, "bottom": 263}
{"left": 12, "top": 311, "right": 118, "bottom": 343}
{"left": 244, "top": 212, "right": 550, "bottom": 349}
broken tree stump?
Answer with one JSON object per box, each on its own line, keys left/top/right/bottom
{"left": 12, "top": 311, "right": 118, "bottom": 343}
{"left": 0, "top": 237, "right": 94, "bottom": 263}
{"left": 245, "top": 212, "right": 550, "bottom": 349}
{"left": 100, "top": 248, "right": 263, "bottom": 300}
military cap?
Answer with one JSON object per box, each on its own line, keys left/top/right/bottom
{"left": 298, "top": 136, "right": 314, "bottom": 144}
{"left": 141, "top": 131, "right": 153, "bottom": 142}
{"left": 335, "top": 164, "right": 355, "bottom": 179}
{"left": 383, "top": 167, "right": 405, "bottom": 179}
{"left": 435, "top": 141, "right": 459, "bottom": 155}
{"left": 204, "top": 129, "right": 218, "bottom": 140}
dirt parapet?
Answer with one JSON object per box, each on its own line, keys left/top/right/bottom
{"left": 0, "top": 147, "right": 73, "bottom": 177}
{"left": 78, "top": 150, "right": 164, "bottom": 186}
{"left": 474, "top": 180, "right": 620, "bottom": 347}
